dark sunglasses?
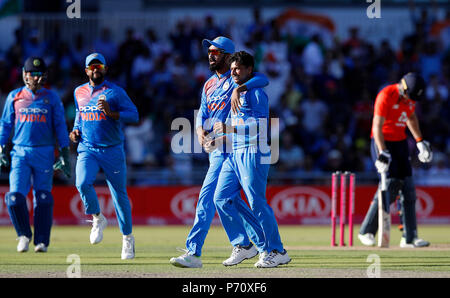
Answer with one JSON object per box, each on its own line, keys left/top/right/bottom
{"left": 86, "top": 64, "right": 105, "bottom": 71}
{"left": 207, "top": 49, "right": 224, "bottom": 55}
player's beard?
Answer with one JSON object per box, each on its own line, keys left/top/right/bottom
{"left": 209, "top": 55, "right": 226, "bottom": 71}
{"left": 91, "top": 72, "right": 105, "bottom": 85}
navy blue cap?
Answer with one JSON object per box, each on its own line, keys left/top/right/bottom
{"left": 401, "top": 72, "right": 425, "bottom": 101}
{"left": 23, "top": 57, "right": 47, "bottom": 72}
{"left": 202, "top": 36, "right": 235, "bottom": 54}
{"left": 85, "top": 53, "right": 106, "bottom": 67}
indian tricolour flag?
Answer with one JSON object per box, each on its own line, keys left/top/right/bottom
{"left": 0, "top": 0, "right": 21, "bottom": 18}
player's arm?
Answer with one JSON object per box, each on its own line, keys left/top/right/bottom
{"left": 407, "top": 111, "right": 432, "bottom": 163}
{"left": 231, "top": 72, "right": 269, "bottom": 114}
{"left": 195, "top": 86, "right": 209, "bottom": 147}
{"left": 372, "top": 115, "right": 387, "bottom": 152}
{"left": 0, "top": 92, "right": 16, "bottom": 146}
{"left": 372, "top": 90, "right": 391, "bottom": 173}
{"left": 70, "top": 89, "right": 82, "bottom": 143}
{"left": 106, "top": 88, "right": 139, "bottom": 123}
{"left": 0, "top": 92, "right": 16, "bottom": 168}
{"left": 51, "top": 93, "right": 70, "bottom": 149}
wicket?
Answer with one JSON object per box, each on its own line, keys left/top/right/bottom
{"left": 331, "top": 171, "right": 355, "bottom": 247}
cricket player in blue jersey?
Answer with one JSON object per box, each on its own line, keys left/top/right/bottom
{"left": 0, "top": 57, "right": 71, "bottom": 253}
{"left": 170, "top": 37, "right": 268, "bottom": 268}
{"left": 213, "top": 51, "right": 290, "bottom": 268}
{"left": 70, "top": 53, "right": 138, "bottom": 259}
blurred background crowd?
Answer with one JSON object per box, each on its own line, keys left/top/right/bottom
{"left": 0, "top": 0, "right": 449, "bottom": 186}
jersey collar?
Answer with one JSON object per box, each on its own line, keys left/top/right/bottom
{"left": 216, "top": 70, "right": 231, "bottom": 80}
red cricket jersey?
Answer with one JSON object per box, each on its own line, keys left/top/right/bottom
{"left": 371, "top": 84, "right": 416, "bottom": 141}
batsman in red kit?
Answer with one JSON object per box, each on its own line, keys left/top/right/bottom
{"left": 358, "top": 72, "right": 433, "bottom": 248}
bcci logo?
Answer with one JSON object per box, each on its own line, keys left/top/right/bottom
{"left": 99, "top": 95, "right": 106, "bottom": 101}
{"left": 33, "top": 59, "right": 41, "bottom": 67}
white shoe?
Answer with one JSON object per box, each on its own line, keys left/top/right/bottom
{"left": 255, "top": 250, "right": 291, "bottom": 268}
{"left": 17, "top": 236, "right": 30, "bottom": 252}
{"left": 254, "top": 251, "right": 268, "bottom": 267}
{"left": 170, "top": 249, "right": 202, "bottom": 268}
{"left": 88, "top": 214, "right": 107, "bottom": 244}
{"left": 358, "top": 233, "right": 375, "bottom": 246}
{"left": 34, "top": 243, "right": 48, "bottom": 253}
{"left": 121, "top": 234, "right": 135, "bottom": 259}
{"left": 400, "top": 237, "right": 430, "bottom": 248}
{"left": 223, "top": 244, "right": 258, "bottom": 266}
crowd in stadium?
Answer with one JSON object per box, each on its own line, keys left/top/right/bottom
{"left": 0, "top": 6, "right": 449, "bottom": 185}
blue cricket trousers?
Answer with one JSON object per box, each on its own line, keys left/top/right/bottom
{"left": 185, "top": 149, "right": 265, "bottom": 256}
{"left": 214, "top": 148, "right": 284, "bottom": 253}
{"left": 75, "top": 142, "right": 132, "bottom": 235}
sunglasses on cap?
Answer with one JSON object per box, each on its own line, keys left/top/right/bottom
{"left": 207, "top": 49, "right": 224, "bottom": 55}
{"left": 86, "top": 64, "right": 105, "bottom": 71}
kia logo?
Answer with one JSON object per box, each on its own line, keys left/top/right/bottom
{"left": 70, "top": 187, "right": 133, "bottom": 219}
{"left": 170, "top": 187, "right": 201, "bottom": 219}
{"left": 271, "top": 187, "right": 330, "bottom": 218}
{"left": 415, "top": 189, "right": 434, "bottom": 217}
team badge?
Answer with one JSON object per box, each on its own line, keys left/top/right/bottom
{"left": 223, "top": 81, "right": 230, "bottom": 91}
{"left": 33, "top": 59, "right": 41, "bottom": 67}
{"left": 99, "top": 94, "right": 106, "bottom": 101}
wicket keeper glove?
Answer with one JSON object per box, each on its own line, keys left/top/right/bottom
{"left": 53, "top": 146, "right": 71, "bottom": 178}
{"left": 0, "top": 145, "right": 9, "bottom": 169}
{"left": 417, "top": 140, "right": 433, "bottom": 163}
{"left": 375, "top": 150, "right": 391, "bottom": 173}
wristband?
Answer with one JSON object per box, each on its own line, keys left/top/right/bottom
{"left": 415, "top": 137, "right": 423, "bottom": 143}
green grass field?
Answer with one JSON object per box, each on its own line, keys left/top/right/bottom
{"left": 1, "top": 225, "right": 450, "bottom": 278}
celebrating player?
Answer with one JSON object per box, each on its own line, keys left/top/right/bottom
{"left": 71, "top": 53, "right": 139, "bottom": 259}
{"left": 213, "top": 51, "right": 290, "bottom": 268}
{"left": 358, "top": 72, "right": 432, "bottom": 248}
{"left": 170, "top": 37, "right": 268, "bottom": 268}
{"left": 0, "top": 57, "right": 70, "bottom": 253}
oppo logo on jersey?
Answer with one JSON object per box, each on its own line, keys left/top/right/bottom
{"left": 79, "top": 105, "right": 100, "bottom": 112}
{"left": 19, "top": 107, "right": 48, "bottom": 114}
{"left": 18, "top": 107, "right": 48, "bottom": 123}
{"left": 79, "top": 105, "right": 107, "bottom": 122}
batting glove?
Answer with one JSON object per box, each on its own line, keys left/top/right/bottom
{"left": 375, "top": 150, "right": 391, "bottom": 173}
{"left": 417, "top": 140, "right": 433, "bottom": 163}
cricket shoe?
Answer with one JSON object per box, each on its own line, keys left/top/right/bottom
{"left": 358, "top": 233, "right": 375, "bottom": 246}
{"left": 223, "top": 244, "right": 258, "bottom": 266}
{"left": 17, "top": 236, "right": 30, "bottom": 252}
{"left": 88, "top": 213, "right": 107, "bottom": 244}
{"left": 255, "top": 250, "right": 291, "bottom": 268}
{"left": 400, "top": 237, "right": 430, "bottom": 248}
{"left": 170, "top": 249, "right": 202, "bottom": 268}
{"left": 254, "top": 251, "right": 268, "bottom": 267}
{"left": 121, "top": 234, "right": 135, "bottom": 259}
{"left": 34, "top": 243, "right": 48, "bottom": 253}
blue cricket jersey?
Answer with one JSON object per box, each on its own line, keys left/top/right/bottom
{"left": 230, "top": 87, "right": 269, "bottom": 151}
{"left": 0, "top": 86, "right": 69, "bottom": 148}
{"left": 195, "top": 71, "right": 268, "bottom": 134}
{"left": 73, "top": 80, "right": 139, "bottom": 148}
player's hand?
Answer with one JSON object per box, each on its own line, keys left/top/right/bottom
{"left": 375, "top": 150, "right": 391, "bottom": 173}
{"left": 204, "top": 137, "right": 216, "bottom": 153}
{"left": 213, "top": 122, "right": 234, "bottom": 135}
{"left": 417, "top": 140, "right": 432, "bottom": 163}
{"left": 196, "top": 127, "right": 207, "bottom": 146}
{"left": 231, "top": 88, "right": 242, "bottom": 115}
{"left": 0, "top": 145, "right": 9, "bottom": 168}
{"left": 69, "top": 130, "right": 81, "bottom": 143}
{"left": 97, "top": 98, "right": 111, "bottom": 115}
{"left": 53, "top": 147, "right": 71, "bottom": 178}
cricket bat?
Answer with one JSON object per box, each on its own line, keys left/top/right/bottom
{"left": 378, "top": 172, "right": 390, "bottom": 247}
